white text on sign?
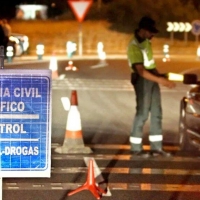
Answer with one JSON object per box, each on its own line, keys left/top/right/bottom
{"left": 0, "top": 87, "right": 41, "bottom": 98}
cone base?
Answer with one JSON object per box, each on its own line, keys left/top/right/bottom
{"left": 55, "top": 145, "right": 92, "bottom": 154}
{"left": 67, "top": 159, "right": 107, "bottom": 199}
{"left": 67, "top": 183, "right": 105, "bottom": 199}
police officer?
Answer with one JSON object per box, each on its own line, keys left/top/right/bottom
{"left": 127, "top": 16, "right": 176, "bottom": 157}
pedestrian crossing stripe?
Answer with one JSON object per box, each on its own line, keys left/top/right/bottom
{"left": 4, "top": 182, "right": 200, "bottom": 192}
{"left": 51, "top": 167, "right": 200, "bottom": 176}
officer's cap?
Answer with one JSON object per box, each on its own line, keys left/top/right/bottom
{"left": 138, "top": 16, "right": 159, "bottom": 33}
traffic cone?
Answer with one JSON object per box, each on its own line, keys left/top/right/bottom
{"left": 65, "top": 60, "right": 78, "bottom": 71}
{"left": 68, "top": 159, "right": 107, "bottom": 199}
{"left": 54, "top": 90, "right": 92, "bottom": 154}
{"left": 49, "top": 52, "right": 58, "bottom": 79}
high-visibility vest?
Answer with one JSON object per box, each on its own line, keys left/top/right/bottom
{"left": 127, "top": 37, "right": 156, "bottom": 72}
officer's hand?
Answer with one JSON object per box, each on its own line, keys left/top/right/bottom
{"left": 159, "top": 77, "right": 176, "bottom": 88}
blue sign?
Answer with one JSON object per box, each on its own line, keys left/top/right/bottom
{"left": 0, "top": 69, "right": 51, "bottom": 177}
{"left": 191, "top": 20, "right": 200, "bottom": 36}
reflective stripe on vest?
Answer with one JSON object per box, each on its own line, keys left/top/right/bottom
{"left": 129, "top": 136, "right": 142, "bottom": 144}
{"left": 131, "top": 40, "right": 155, "bottom": 69}
{"left": 149, "top": 135, "right": 163, "bottom": 142}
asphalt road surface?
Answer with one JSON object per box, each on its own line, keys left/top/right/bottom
{"left": 2, "top": 56, "right": 200, "bottom": 200}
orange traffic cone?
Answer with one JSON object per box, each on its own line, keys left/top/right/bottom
{"left": 55, "top": 90, "right": 92, "bottom": 154}
{"left": 49, "top": 52, "right": 58, "bottom": 79}
{"left": 68, "top": 159, "right": 107, "bottom": 199}
{"left": 65, "top": 60, "right": 78, "bottom": 71}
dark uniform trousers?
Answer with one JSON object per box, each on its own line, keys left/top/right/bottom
{"left": 130, "top": 74, "right": 163, "bottom": 151}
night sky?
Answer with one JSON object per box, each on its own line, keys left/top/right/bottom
{"left": 0, "top": 1, "right": 49, "bottom": 19}
{"left": 0, "top": 0, "right": 113, "bottom": 19}
{"left": 0, "top": 1, "right": 24, "bottom": 19}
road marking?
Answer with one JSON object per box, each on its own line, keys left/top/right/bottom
{"left": 52, "top": 167, "right": 200, "bottom": 176}
{"left": 4, "top": 182, "right": 200, "bottom": 192}
{"left": 87, "top": 144, "right": 179, "bottom": 151}
{"left": 90, "top": 62, "right": 108, "bottom": 69}
{"left": 51, "top": 143, "right": 179, "bottom": 151}
{"left": 52, "top": 79, "right": 189, "bottom": 92}
{"left": 52, "top": 154, "right": 200, "bottom": 162}
{"left": 51, "top": 143, "right": 180, "bottom": 151}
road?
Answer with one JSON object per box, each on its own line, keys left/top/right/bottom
{"left": 2, "top": 55, "right": 200, "bottom": 200}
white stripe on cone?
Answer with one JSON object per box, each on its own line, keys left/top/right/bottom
{"left": 49, "top": 54, "right": 58, "bottom": 79}
{"left": 66, "top": 106, "right": 82, "bottom": 131}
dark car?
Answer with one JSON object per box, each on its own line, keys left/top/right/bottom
{"left": 8, "top": 33, "right": 29, "bottom": 57}
{"left": 179, "top": 74, "right": 200, "bottom": 151}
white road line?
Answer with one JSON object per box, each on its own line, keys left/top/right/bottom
{"left": 53, "top": 79, "right": 189, "bottom": 92}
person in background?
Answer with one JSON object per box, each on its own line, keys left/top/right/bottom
{"left": 127, "top": 16, "right": 176, "bottom": 158}
{"left": 0, "top": 20, "right": 6, "bottom": 50}
{"left": 1, "top": 19, "right": 12, "bottom": 56}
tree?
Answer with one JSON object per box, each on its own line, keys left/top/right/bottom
{"left": 180, "top": 0, "right": 200, "bottom": 10}
{"left": 103, "top": 0, "right": 199, "bottom": 36}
